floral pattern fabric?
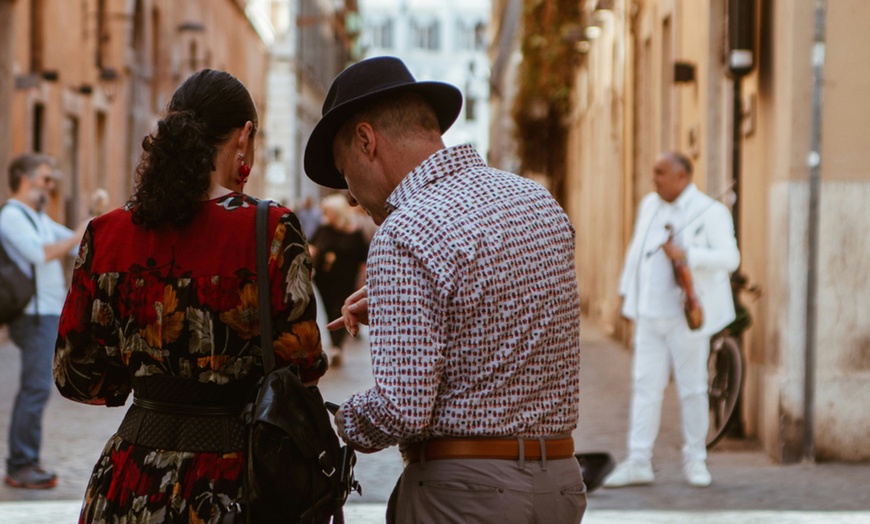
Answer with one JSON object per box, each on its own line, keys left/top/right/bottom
{"left": 55, "top": 193, "right": 326, "bottom": 523}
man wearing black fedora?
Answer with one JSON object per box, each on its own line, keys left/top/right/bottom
{"left": 306, "top": 56, "right": 586, "bottom": 523}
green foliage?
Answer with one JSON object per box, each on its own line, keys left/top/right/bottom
{"left": 512, "top": 0, "right": 584, "bottom": 201}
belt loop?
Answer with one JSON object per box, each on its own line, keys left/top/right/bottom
{"left": 420, "top": 441, "right": 428, "bottom": 468}
{"left": 539, "top": 437, "right": 548, "bottom": 471}
{"left": 517, "top": 437, "right": 525, "bottom": 469}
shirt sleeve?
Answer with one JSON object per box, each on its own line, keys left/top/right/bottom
{"left": 46, "top": 217, "right": 77, "bottom": 256}
{"left": 0, "top": 205, "right": 46, "bottom": 265}
{"left": 340, "top": 231, "right": 446, "bottom": 450}
{"left": 686, "top": 203, "right": 740, "bottom": 273}
{"left": 619, "top": 195, "right": 653, "bottom": 296}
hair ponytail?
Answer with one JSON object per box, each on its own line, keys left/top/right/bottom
{"left": 129, "top": 69, "right": 257, "bottom": 229}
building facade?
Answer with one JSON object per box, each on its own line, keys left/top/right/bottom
{"left": 487, "top": 0, "right": 521, "bottom": 174}
{"left": 250, "top": 0, "right": 359, "bottom": 208}
{"left": 563, "top": 0, "right": 870, "bottom": 462}
{"left": 1, "top": 0, "right": 269, "bottom": 226}
{"left": 358, "top": 0, "right": 491, "bottom": 158}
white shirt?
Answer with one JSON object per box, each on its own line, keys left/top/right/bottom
{"left": 636, "top": 192, "right": 689, "bottom": 319}
{"left": 0, "top": 199, "right": 76, "bottom": 315}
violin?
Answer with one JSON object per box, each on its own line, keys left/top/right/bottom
{"left": 664, "top": 225, "right": 704, "bottom": 330}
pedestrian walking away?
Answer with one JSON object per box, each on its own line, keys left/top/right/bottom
{"left": 308, "top": 193, "right": 368, "bottom": 366}
{"left": 604, "top": 151, "right": 740, "bottom": 489}
{"left": 53, "top": 69, "right": 326, "bottom": 523}
{"left": 295, "top": 195, "right": 323, "bottom": 241}
{"left": 305, "top": 55, "right": 587, "bottom": 523}
{"left": 0, "top": 154, "right": 89, "bottom": 490}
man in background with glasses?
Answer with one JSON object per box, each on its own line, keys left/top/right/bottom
{"left": 0, "top": 154, "right": 88, "bottom": 489}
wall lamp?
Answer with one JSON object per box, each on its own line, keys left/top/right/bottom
{"left": 674, "top": 61, "right": 697, "bottom": 84}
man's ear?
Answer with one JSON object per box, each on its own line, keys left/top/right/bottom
{"left": 356, "top": 123, "right": 376, "bottom": 159}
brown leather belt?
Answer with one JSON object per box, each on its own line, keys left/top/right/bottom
{"left": 402, "top": 437, "right": 575, "bottom": 464}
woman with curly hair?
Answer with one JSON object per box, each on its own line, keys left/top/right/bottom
{"left": 54, "top": 69, "right": 327, "bottom": 523}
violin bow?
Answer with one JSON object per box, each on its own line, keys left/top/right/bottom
{"left": 644, "top": 180, "right": 736, "bottom": 259}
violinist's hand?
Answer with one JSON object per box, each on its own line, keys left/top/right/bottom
{"left": 326, "top": 286, "right": 369, "bottom": 337}
{"left": 662, "top": 239, "right": 687, "bottom": 262}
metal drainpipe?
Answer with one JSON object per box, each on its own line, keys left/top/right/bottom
{"left": 804, "top": 0, "right": 827, "bottom": 464}
{"left": 732, "top": 77, "right": 742, "bottom": 250}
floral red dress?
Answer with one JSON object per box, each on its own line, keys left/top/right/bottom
{"left": 54, "top": 193, "right": 326, "bottom": 523}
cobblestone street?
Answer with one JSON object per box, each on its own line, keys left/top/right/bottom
{"left": 0, "top": 321, "right": 868, "bottom": 522}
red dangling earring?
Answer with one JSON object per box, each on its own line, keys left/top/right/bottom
{"left": 236, "top": 154, "right": 251, "bottom": 189}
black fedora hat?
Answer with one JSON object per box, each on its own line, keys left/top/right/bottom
{"left": 304, "top": 56, "right": 463, "bottom": 189}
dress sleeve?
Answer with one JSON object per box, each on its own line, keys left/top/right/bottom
{"left": 269, "top": 209, "right": 328, "bottom": 383}
{"left": 54, "top": 222, "right": 132, "bottom": 406}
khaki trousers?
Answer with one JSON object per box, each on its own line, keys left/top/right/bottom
{"left": 388, "top": 456, "right": 586, "bottom": 523}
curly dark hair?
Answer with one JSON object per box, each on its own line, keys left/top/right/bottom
{"left": 129, "top": 69, "right": 258, "bottom": 229}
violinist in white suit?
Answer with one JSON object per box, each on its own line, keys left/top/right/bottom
{"left": 604, "top": 151, "right": 740, "bottom": 489}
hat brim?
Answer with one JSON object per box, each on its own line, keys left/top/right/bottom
{"left": 304, "top": 82, "right": 463, "bottom": 189}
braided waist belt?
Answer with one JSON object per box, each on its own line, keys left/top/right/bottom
{"left": 118, "top": 398, "right": 247, "bottom": 454}
{"left": 117, "top": 376, "right": 255, "bottom": 454}
{"left": 401, "top": 436, "right": 575, "bottom": 464}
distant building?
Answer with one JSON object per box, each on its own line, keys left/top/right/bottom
{"left": 358, "top": 0, "right": 491, "bottom": 158}
{"left": 0, "top": 0, "right": 269, "bottom": 225}
{"left": 249, "top": 0, "right": 359, "bottom": 207}
{"left": 487, "top": 0, "right": 521, "bottom": 174}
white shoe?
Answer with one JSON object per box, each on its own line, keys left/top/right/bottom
{"left": 602, "top": 461, "right": 654, "bottom": 488}
{"left": 684, "top": 460, "right": 712, "bottom": 487}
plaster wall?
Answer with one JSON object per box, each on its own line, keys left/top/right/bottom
{"left": 564, "top": 0, "right": 870, "bottom": 461}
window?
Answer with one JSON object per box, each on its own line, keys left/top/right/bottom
{"left": 465, "top": 97, "right": 476, "bottom": 121}
{"left": 457, "top": 20, "right": 486, "bottom": 51}
{"left": 474, "top": 22, "right": 487, "bottom": 50}
{"left": 30, "top": 0, "right": 46, "bottom": 72}
{"left": 411, "top": 19, "right": 440, "bottom": 51}
{"left": 32, "top": 103, "right": 44, "bottom": 152}
{"left": 370, "top": 18, "right": 393, "bottom": 49}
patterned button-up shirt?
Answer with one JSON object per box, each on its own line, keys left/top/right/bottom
{"left": 342, "top": 144, "right": 581, "bottom": 450}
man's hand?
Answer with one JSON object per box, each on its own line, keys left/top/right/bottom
{"left": 333, "top": 405, "right": 378, "bottom": 454}
{"left": 326, "top": 286, "right": 369, "bottom": 337}
{"left": 661, "top": 238, "right": 687, "bottom": 262}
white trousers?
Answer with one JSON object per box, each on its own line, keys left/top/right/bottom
{"left": 627, "top": 316, "right": 711, "bottom": 464}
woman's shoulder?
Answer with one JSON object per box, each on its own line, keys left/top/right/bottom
{"left": 89, "top": 205, "right": 135, "bottom": 232}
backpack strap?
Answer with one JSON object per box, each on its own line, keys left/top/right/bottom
{"left": 255, "top": 199, "right": 274, "bottom": 374}
{"left": 239, "top": 198, "right": 273, "bottom": 524}
{"left": 1, "top": 202, "right": 40, "bottom": 320}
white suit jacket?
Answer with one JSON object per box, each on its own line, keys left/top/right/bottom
{"left": 619, "top": 184, "right": 740, "bottom": 337}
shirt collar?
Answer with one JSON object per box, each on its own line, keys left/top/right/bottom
{"left": 385, "top": 144, "right": 484, "bottom": 214}
{"left": 669, "top": 183, "right": 697, "bottom": 211}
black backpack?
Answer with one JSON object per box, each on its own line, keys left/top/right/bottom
{"left": 242, "top": 200, "right": 360, "bottom": 523}
{"left": 243, "top": 366, "right": 360, "bottom": 522}
{"left": 0, "top": 204, "right": 37, "bottom": 324}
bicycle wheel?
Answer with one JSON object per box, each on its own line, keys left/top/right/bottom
{"left": 706, "top": 334, "right": 744, "bottom": 448}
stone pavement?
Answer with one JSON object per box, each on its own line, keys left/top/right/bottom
{"left": 0, "top": 319, "right": 868, "bottom": 523}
